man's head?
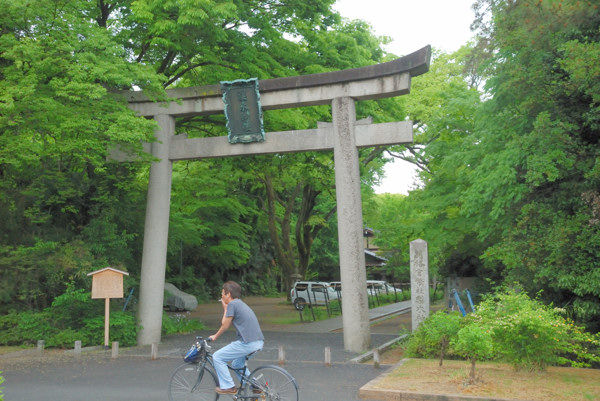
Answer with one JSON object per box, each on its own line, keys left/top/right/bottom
{"left": 222, "top": 281, "right": 242, "bottom": 301}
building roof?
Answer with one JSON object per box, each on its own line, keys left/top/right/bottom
{"left": 365, "top": 249, "right": 387, "bottom": 267}
{"left": 87, "top": 266, "right": 130, "bottom": 276}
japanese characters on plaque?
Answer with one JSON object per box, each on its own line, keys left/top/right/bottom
{"left": 221, "top": 78, "right": 265, "bottom": 144}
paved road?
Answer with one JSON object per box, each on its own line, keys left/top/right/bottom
{"left": 1, "top": 302, "right": 411, "bottom": 401}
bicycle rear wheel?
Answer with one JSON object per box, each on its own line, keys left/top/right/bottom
{"left": 168, "top": 362, "right": 218, "bottom": 401}
{"left": 249, "top": 365, "right": 298, "bottom": 401}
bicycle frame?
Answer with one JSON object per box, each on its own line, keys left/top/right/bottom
{"left": 171, "top": 337, "right": 298, "bottom": 401}
{"left": 192, "top": 338, "right": 261, "bottom": 399}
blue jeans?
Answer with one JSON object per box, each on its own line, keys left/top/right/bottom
{"left": 212, "top": 340, "right": 264, "bottom": 389}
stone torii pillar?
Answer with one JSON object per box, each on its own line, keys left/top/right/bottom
{"left": 119, "top": 46, "right": 431, "bottom": 352}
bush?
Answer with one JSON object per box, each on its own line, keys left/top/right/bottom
{"left": 452, "top": 322, "right": 495, "bottom": 382}
{"left": 162, "top": 312, "right": 205, "bottom": 336}
{"left": 0, "top": 284, "right": 194, "bottom": 348}
{"left": 11, "top": 310, "right": 55, "bottom": 346}
{"left": 50, "top": 283, "right": 102, "bottom": 329}
{"left": 405, "top": 311, "right": 463, "bottom": 365}
{"left": 82, "top": 312, "right": 139, "bottom": 347}
{"left": 404, "top": 288, "right": 600, "bottom": 373}
{"left": 471, "top": 288, "right": 600, "bottom": 371}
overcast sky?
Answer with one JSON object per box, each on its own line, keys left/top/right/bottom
{"left": 332, "top": 0, "right": 476, "bottom": 194}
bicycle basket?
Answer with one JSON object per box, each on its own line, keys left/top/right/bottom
{"left": 183, "top": 345, "right": 200, "bottom": 363}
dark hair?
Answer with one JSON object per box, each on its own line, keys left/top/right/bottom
{"left": 223, "top": 281, "right": 242, "bottom": 299}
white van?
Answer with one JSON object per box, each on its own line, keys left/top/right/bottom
{"left": 290, "top": 281, "right": 339, "bottom": 310}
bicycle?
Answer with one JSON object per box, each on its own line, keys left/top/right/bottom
{"left": 168, "top": 336, "right": 299, "bottom": 401}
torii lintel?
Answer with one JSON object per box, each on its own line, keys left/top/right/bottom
{"left": 123, "top": 45, "right": 431, "bottom": 117}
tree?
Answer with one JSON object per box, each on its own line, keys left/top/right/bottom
{"left": 405, "top": 310, "right": 463, "bottom": 366}
{"left": 452, "top": 322, "right": 495, "bottom": 383}
{"left": 365, "top": 49, "right": 484, "bottom": 283}
{"left": 1, "top": 0, "right": 401, "bottom": 306}
{"left": 0, "top": 0, "right": 164, "bottom": 309}
{"left": 465, "top": 0, "right": 600, "bottom": 329}
{"left": 176, "top": 18, "right": 396, "bottom": 293}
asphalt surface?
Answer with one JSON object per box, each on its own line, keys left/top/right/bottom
{"left": 1, "top": 301, "right": 411, "bottom": 401}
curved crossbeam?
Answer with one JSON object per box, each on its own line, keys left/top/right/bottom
{"left": 124, "top": 45, "right": 431, "bottom": 117}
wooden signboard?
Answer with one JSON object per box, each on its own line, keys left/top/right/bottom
{"left": 90, "top": 267, "right": 128, "bottom": 299}
{"left": 87, "top": 267, "right": 129, "bottom": 347}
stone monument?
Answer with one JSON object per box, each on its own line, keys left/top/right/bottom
{"left": 410, "top": 239, "right": 430, "bottom": 331}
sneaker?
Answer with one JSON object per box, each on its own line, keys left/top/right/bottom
{"left": 215, "top": 387, "right": 237, "bottom": 395}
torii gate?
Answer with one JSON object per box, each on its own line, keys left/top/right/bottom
{"left": 120, "top": 46, "right": 431, "bottom": 352}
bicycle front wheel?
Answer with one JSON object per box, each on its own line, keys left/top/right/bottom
{"left": 168, "top": 362, "right": 218, "bottom": 401}
{"left": 250, "top": 365, "right": 299, "bottom": 401}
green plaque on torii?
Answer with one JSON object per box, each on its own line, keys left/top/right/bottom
{"left": 221, "top": 78, "right": 265, "bottom": 144}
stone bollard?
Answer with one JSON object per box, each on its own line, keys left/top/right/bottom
{"left": 37, "top": 340, "right": 45, "bottom": 354}
{"left": 278, "top": 345, "right": 285, "bottom": 366}
{"left": 74, "top": 340, "right": 82, "bottom": 357}
{"left": 151, "top": 343, "right": 158, "bottom": 360}
{"left": 112, "top": 341, "right": 119, "bottom": 359}
{"left": 373, "top": 349, "right": 380, "bottom": 369}
{"left": 324, "top": 346, "right": 331, "bottom": 367}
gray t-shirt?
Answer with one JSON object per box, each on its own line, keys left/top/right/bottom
{"left": 225, "top": 299, "right": 264, "bottom": 343}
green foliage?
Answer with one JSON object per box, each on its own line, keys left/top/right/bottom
{"left": 162, "top": 312, "right": 205, "bottom": 336}
{"left": 83, "top": 313, "right": 139, "bottom": 347}
{"left": 0, "top": 284, "right": 207, "bottom": 347}
{"left": 0, "top": 0, "right": 400, "bottom": 315}
{"left": 406, "top": 289, "right": 599, "bottom": 372}
{"left": 50, "top": 283, "right": 102, "bottom": 329}
{"left": 373, "top": 0, "right": 600, "bottom": 336}
{"left": 0, "top": 283, "right": 137, "bottom": 347}
{"left": 451, "top": 322, "right": 495, "bottom": 382}
{"left": 405, "top": 311, "right": 463, "bottom": 364}
{"left": 0, "top": 310, "right": 51, "bottom": 346}
{"left": 471, "top": 288, "right": 600, "bottom": 371}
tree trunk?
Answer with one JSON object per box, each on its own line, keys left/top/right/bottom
{"left": 469, "top": 358, "right": 477, "bottom": 383}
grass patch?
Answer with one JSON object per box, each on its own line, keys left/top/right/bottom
{"left": 0, "top": 345, "right": 34, "bottom": 355}
{"left": 375, "top": 358, "right": 600, "bottom": 401}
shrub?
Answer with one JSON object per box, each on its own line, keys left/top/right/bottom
{"left": 82, "top": 312, "right": 139, "bottom": 347}
{"left": 451, "top": 322, "right": 495, "bottom": 382}
{"left": 162, "top": 312, "right": 205, "bottom": 336}
{"left": 13, "top": 311, "right": 56, "bottom": 346}
{"left": 47, "top": 329, "right": 81, "bottom": 348}
{"left": 472, "top": 288, "right": 600, "bottom": 371}
{"left": 0, "top": 284, "right": 172, "bottom": 348}
{"left": 405, "top": 311, "right": 463, "bottom": 364}
{"left": 0, "top": 311, "right": 25, "bottom": 345}
{"left": 404, "top": 288, "right": 600, "bottom": 374}
{"left": 49, "top": 283, "right": 101, "bottom": 329}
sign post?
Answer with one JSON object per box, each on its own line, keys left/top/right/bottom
{"left": 87, "top": 267, "right": 129, "bottom": 347}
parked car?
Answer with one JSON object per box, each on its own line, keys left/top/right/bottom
{"left": 290, "top": 281, "right": 339, "bottom": 311}
{"left": 367, "top": 280, "right": 401, "bottom": 295}
{"left": 328, "top": 280, "right": 400, "bottom": 296}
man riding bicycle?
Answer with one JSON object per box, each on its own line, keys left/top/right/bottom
{"left": 208, "top": 281, "right": 264, "bottom": 395}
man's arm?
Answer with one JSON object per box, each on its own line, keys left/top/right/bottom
{"left": 209, "top": 315, "right": 233, "bottom": 341}
{"left": 209, "top": 301, "right": 233, "bottom": 341}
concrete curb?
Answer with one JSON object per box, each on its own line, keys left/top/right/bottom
{"left": 350, "top": 334, "right": 408, "bottom": 364}
{"left": 359, "top": 358, "right": 526, "bottom": 401}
